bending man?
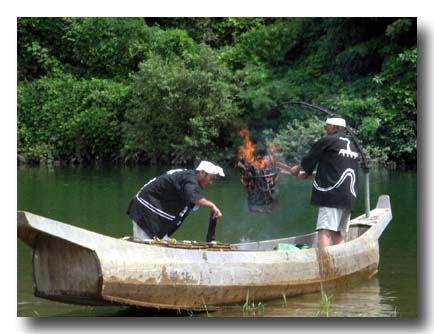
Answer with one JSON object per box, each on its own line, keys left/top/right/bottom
{"left": 127, "top": 160, "right": 224, "bottom": 241}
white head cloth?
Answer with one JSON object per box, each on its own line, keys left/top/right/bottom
{"left": 326, "top": 117, "right": 346, "bottom": 128}
{"left": 196, "top": 160, "right": 225, "bottom": 177}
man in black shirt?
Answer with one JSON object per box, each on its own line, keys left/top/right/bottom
{"left": 290, "top": 116, "right": 359, "bottom": 248}
{"left": 127, "top": 161, "right": 224, "bottom": 241}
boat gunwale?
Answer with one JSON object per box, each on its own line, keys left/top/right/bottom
{"left": 17, "top": 196, "right": 391, "bottom": 254}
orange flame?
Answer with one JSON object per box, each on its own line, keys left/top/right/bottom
{"left": 238, "top": 129, "right": 279, "bottom": 169}
{"left": 238, "top": 129, "right": 256, "bottom": 166}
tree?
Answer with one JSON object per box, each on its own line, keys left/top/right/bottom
{"left": 123, "top": 44, "right": 241, "bottom": 165}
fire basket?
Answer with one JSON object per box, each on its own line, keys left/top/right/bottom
{"left": 238, "top": 129, "right": 280, "bottom": 213}
{"left": 238, "top": 160, "right": 279, "bottom": 212}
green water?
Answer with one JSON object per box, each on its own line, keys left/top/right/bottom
{"left": 17, "top": 165, "right": 417, "bottom": 317}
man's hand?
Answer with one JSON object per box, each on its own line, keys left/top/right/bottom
{"left": 289, "top": 164, "right": 302, "bottom": 176}
{"left": 289, "top": 165, "right": 316, "bottom": 179}
{"left": 298, "top": 170, "right": 316, "bottom": 179}
{"left": 210, "top": 205, "right": 222, "bottom": 219}
{"left": 193, "top": 198, "right": 222, "bottom": 220}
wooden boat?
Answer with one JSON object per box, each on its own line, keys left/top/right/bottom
{"left": 17, "top": 195, "right": 392, "bottom": 310}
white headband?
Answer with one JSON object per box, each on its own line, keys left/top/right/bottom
{"left": 196, "top": 160, "right": 225, "bottom": 177}
{"left": 326, "top": 117, "right": 346, "bottom": 128}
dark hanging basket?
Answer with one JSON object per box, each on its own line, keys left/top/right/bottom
{"left": 238, "top": 160, "right": 279, "bottom": 213}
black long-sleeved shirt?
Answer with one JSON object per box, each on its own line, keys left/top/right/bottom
{"left": 301, "top": 131, "right": 359, "bottom": 209}
{"left": 126, "top": 169, "right": 203, "bottom": 238}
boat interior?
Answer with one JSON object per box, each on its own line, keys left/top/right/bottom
{"left": 127, "top": 222, "right": 372, "bottom": 252}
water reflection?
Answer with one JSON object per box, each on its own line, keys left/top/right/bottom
{"left": 199, "top": 277, "right": 396, "bottom": 318}
{"left": 18, "top": 277, "right": 396, "bottom": 317}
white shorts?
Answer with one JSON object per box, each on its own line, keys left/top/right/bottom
{"left": 132, "top": 221, "right": 168, "bottom": 241}
{"left": 316, "top": 207, "right": 351, "bottom": 232}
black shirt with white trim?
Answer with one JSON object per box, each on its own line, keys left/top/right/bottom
{"left": 301, "top": 131, "right": 359, "bottom": 209}
{"left": 126, "top": 169, "right": 203, "bottom": 238}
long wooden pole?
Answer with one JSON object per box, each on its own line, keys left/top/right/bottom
{"left": 206, "top": 217, "right": 217, "bottom": 242}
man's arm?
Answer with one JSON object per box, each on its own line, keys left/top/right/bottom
{"left": 287, "top": 164, "right": 316, "bottom": 179}
{"left": 192, "top": 198, "right": 222, "bottom": 219}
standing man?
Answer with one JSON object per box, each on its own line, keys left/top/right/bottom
{"left": 290, "top": 116, "right": 359, "bottom": 248}
{"left": 127, "top": 160, "right": 224, "bottom": 241}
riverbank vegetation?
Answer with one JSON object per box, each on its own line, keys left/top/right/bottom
{"left": 17, "top": 17, "right": 416, "bottom": 168}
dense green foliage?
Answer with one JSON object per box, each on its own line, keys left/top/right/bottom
{"left": 123, "top": 46, "right": 241, "bottom": 165}
{"left": 17, "top": 17, "right": 417, "bottom": 168}
{"left": 18, "top": 73, "right": 130, "bottom": 162}
{"left": 270, "top": 117, "right": 325, "bottom": 164}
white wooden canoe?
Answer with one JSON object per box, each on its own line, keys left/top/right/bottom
{"left": 17, "top": 195, "right": 392, "bottom": 310}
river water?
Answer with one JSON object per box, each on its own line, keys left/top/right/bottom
{"left": 17, "top": 165, "right": 417, "bottom": 317}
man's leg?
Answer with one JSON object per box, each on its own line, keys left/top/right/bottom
{"left": 317, "top": 229, "right": 331, "bottom": 248}
{"left": 316, "top": 207, "right": 336, "bottom": 248}
{"left": 331, "top": 231, "right": 344, "bottom": 245}
{"left": 132, "top": 221, "right": 152, "bottom": 241}
{"left": 132, "top": 221, "right": 169, "bottom": 241}
{"left": 334, "top": 208, "right": 351, "bottom": 245}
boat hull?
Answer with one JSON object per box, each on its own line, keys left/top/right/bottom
{"left": 18, "top": 195, "right": 392, "bottom": 310}
{"left": 101, "top": 260, "right": 378, "bottom": 310}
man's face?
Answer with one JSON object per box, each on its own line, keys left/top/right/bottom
{"left": 324, "top": 123, "right": 337, "bottom": 135}
{"left": 197, "top": 171, "right": 216, "bottom": 189}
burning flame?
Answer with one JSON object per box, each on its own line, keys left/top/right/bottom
{"left": 238, "top": 129, "right": 279, "bottom": 169}
{"left": 238, "top": 129, "right": 257, "bottom": 167}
